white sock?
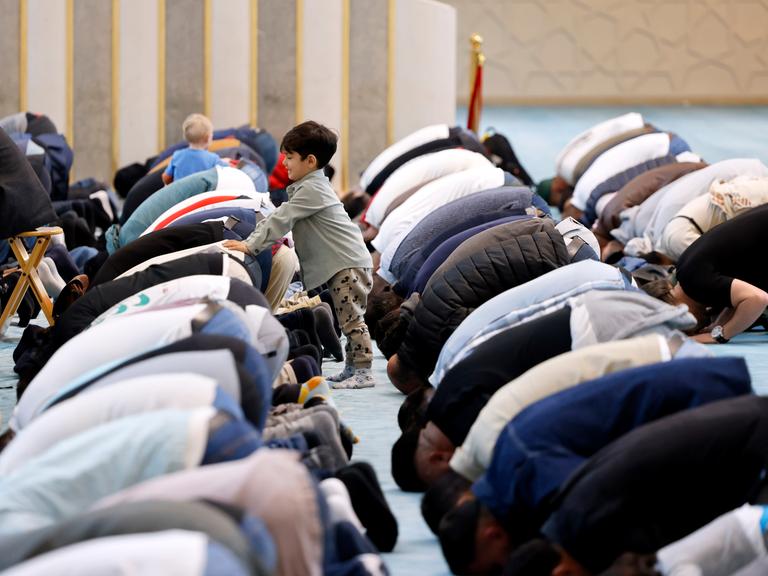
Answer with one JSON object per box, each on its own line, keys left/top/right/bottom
{"left": 89, "top": 190, "right": 114, "bottom": 222}
{"left": 320, "top": 478, "right": 365, "bottom": 533}
{"left": 327, "top": 364, "right": 355, "bottom": 382}
{"left": 330, "top": 368, "right": 375, "bottom": 390}
{"left": 37, "top": 257, "right": 66, "bottom": 298}
{"left": 49, "top": 232, "right": 66, "bottom": 248}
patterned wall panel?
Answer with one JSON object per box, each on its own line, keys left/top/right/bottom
{"left": 165, "top": 0, "right": 204, "bottom": 147}
{"left": 301, "top": 0, "right": 344, "bottom": 187}
{"left": 443, "top": 0, "right": 768, "bottom": 103}
{"left": 73, "top": 0, "right": 112, "bottom": 182}
{"left": 258, "top": 0, "right": 297, "bottom": 143}
{"left": 0, "top": 0, "right": 20, "bottom": 118}
{"left": 349, "top": 0, "right": 389, "bottom": 188}
{"left": 210, "top": 0, "right": 251, "bottom": 131}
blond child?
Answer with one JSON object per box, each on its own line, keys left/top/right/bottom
{"left": 162, "top": 113, "right": 225, "bottom": 185}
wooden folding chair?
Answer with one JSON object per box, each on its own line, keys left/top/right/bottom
{"left": 0, "top": 226, "right": 63, "bottom": 332}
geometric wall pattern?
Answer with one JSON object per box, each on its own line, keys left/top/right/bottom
{"left": 444, "top": 0, "right": 768, "bottom": 104}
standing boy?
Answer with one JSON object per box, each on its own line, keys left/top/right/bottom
{"left": 162, "top": 113, "right": 225, "bottom": 185}
{"left": 224, "top": 121, "right": 376, "bottom": 388}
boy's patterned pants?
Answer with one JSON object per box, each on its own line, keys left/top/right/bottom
{"left": 327, "top": 267, "right": 373, "bottom": 368}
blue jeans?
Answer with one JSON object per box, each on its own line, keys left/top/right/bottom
{"left": 203, "top": 388, "right": 262, "bottom": 465}
{"left": 202, "top": 418, "right": 262, "bottom": 465}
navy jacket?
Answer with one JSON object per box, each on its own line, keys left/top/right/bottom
{"left": 473, "top": 356, "right": 752, "bottom": 544}
{"left": 582, "top": 154, "right": 677, "bottom": 226}
{"left": 390, "top": 186, "right": 534, "bottom": 291}
{"left": 397, "top": 218, "right": 569, "bottom": 378}
{"left": 0, "top": 128, "right": 56, "bottom": 238}
{"left": 544, "top": 394, "right": 768, "bottom": 573}
{"left": 407, "top": 214, "right": 532, "bottom": 297}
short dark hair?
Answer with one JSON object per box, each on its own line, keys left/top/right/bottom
{"left": 438, "top": 498, "right": 483, "bottom": 574}
{"left": 0, "top": 429, "right": 16, "bottom": 452}
{"left": 340, "top": 190, "right": 371, "bottom": 219}
{"left": 421, "top": 470, "right": 471, "bottom": 534}
{"left": 377, "top": 309, "right": 409, "bottom": 359}
{"left": 364, "top": 276, "right": 404, "bottom": 345}
{"left": 281, "top": 121, "right": 337, "bottom": 168}
{"left": 502, "top": 539, "right": 561, "bottom": 576}
{"left": 391, "top": 424, "right": 427, "bottom": 492}
{"left": 640, "top": 278, "right": 676, "bottom": 306}
{"left": 397, "top": 385, "right": 433, "bottom": 431}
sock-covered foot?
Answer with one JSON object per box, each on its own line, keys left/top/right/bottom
{"left": 298, "top": 376, "right": 335, "bottom": 408}
{"left": 336, "top": 462, "right": 399, "bottom": 552}
{"left": 327, "top": 364, "right": 355, "bottom": 382}
{"left": 339, "top": 422, "right": 358, "bottom": 459}
{"left": 38, "top": 257, "right": 66, "bottom": 298}
{"left": 291, "top": 355, "right": 321, "bottom": 383}
{"left": 312, "top": 303, "right": 344, "bottom": 361}
{"left": 89, "top": 190, "right": 115, "bottom": 223}
{"left": 331, "top": 368, "right": 375, "bottom": 389}
{"left": 319, "top": 290, "right": 342, "bottom": 336}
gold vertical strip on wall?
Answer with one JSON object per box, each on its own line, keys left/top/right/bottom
{"left": 250, "top": 0, "right": 258, "bottom": 127}
{"left": 295, "top": 0, "right": 304, "bottom": 123}
{"left": 111, "top": 0, "right": 120, "bottom": 175}
{"left": 66, "top": 0, "right": 74, "bottom": 147}
{"left": 341, "top": 0, "right": 350, "bottom": 191}
{"left": 157, "top": 0, "right": 166, "bottom": 151}
{"left": 204, "top": 0, "right": 212, "bottom": 118}
{"left": 19, "top": 0, "right": 28, "bottom": 110}
{"left": 386, "top": 0, "right": 395, "bottom": 145}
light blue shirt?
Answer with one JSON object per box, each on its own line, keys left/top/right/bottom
{"left": 430, "top": 260, "right": 632, "bottom": 385}
{"left": 165, "top": 148, "right": 226, "bottom": 181}
{"left": 0, "top": 410, "right": 207, "bottom": 536}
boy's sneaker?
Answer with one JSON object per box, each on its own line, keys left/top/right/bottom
{"left": 331, "top": 368, "right": 376, "bottom": 390}
{"left": 327, "top": 364, "right": 355, "bottom": 382}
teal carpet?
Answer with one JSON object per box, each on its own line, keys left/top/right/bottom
{"left": 457, "top": 105, "right": 768, "bottom": 183}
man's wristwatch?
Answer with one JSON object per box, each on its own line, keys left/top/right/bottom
{"left": 711, "top": 325, "right": 730, "bottom": 343}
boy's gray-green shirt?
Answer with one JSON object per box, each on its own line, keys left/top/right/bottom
{"left": 244, "top": 169, "right": 372, "bottom": 290}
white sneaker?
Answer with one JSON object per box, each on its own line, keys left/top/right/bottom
{"left": 331, "top": 368, "right": 376, "bottom": 389}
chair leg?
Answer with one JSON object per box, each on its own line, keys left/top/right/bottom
{"left": 27, "top": 267, "right": 54, "bottom": 325}
{"left": 0, "top": 270, "right": 31, "bottom": 333}
{"left": 24, "top": 237, "right": 55, "bottom": 324}
{"left": 1, "top": 236, "right": 55, "bottom": 333}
